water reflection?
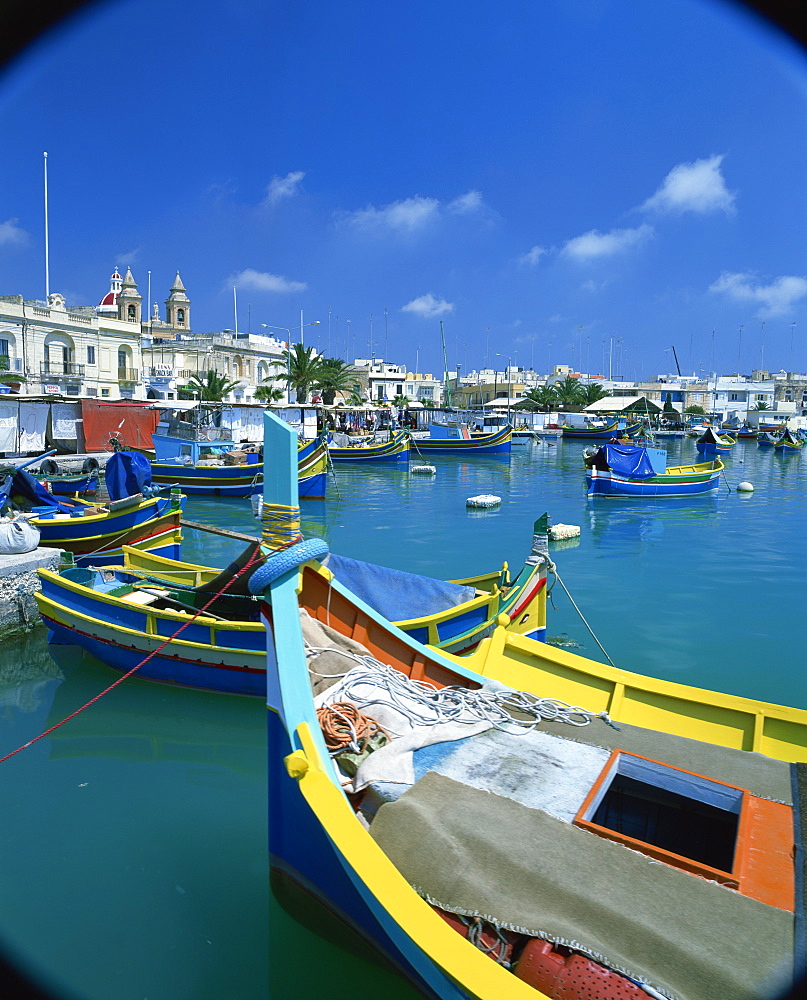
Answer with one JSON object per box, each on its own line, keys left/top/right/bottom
{"left": 586, "top": 496, "right": 719, "bottom": 552}
{"left": 45, "top": 645, "right": 264, "bottom": 769}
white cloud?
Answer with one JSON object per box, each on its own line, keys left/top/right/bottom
{"left": 0, "top": 218, "right": 27, "bottom": 246}
{"left": 401, "top": 293, "right": 454, "bottom": 318}
{"left": 338, "top": 189, "right": 485, "bottom": 234}
{"left": 230, "top": 268, "right": 307, "bottom": 293}
{"left": 519, "top": 245, "right": 548, "bottom": 266}
{"left": 709, "top": 271, "right": 807, "bottom": 318}
{"left": 341, "top": 195, "right": 440, "bottom": 233}
{"left": 642, "top": 155, "right": 735, "bottom": 214}
{"left": 447, "top": 190, "right": 483, "bottom": 214}
{"left": 263, "top": 171, "right": 305, "bottom": 206}
{"left": 114, "top": 248, "right": 140, "bottom": 266}
{"left": 563, "top": 223, "right": 653, "bottom": 261}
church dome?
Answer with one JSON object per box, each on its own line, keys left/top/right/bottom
{"left": 97, "top": 268, "right": 123, "bottom": 314}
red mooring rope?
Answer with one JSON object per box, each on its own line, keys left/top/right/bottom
{"left": 0, "top": 540, "right": 284, "bottom": 765}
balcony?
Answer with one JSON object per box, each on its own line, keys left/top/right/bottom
{"left": 40, "top": 361, "right": 85, "bottom": 379}
{"left": 118, "top": 367, "right": 139, "bottom": 383}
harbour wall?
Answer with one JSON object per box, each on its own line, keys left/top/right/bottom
{"left": 0, "top": 547, "right": 62, "bottom": 636}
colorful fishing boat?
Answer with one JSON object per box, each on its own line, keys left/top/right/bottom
{"left": 695, "top": 425, "right": 736, "bottom": 454}
{"left": 149, "top": 405, "right": 327, "bottom": 498}
{"left": 1, "top": 465, "right": 185, "bottom": 566}
{"left": 250, "top": 411, "right": 806, "bottom": 1000}
{"left": 584, "top": 442, "right": 723, "bottom": 497}
{"left": 758, "top": 431, "right": 778, "bottom": 447}
{"left": 774, "top": 428, "right": 805, "bottom": 454}
{"left": 560, "top": 420, "right": 644, "bottom": 440}
{"left": 34, "top": 512, "right": 552, "bottom": 694}
{"left": 327, "top": 429, "right": 410, "bottom": 463}
{"left": 411, "top": 424, "right": 512, "bottom": 454}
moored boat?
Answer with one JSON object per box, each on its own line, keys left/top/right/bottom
{"left": 412, "top": 424, "right": 512, "bottom": 454}
{"left": 149, "top": 404, "right": 327, "bottom": 498}
{"left": 695, "top": 426, "right": 736, "bottom": 454}
{"left": 1, "top": 456, "right": 185, "bottom": 566}
{"left": 34, "top": 512, "right": 551, "bottom": 692}
{"left": 561, "top": 420, "right": 644, "bottom": 440}
{"left": 584, "top": 442, "right": 723, "bottom": 497}
{"left": 250, "top": 410, "right": 806, "bottom": 1000}
{"left": 774, "top": 428, "right": 805, "bottom": 454}
{"left": 327, "top": 429, "right": 410, "bottom": 462}
{"left": 758, "top": 431, "right": 778, "bottom": 447}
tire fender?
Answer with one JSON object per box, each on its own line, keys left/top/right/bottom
{"left": 248, "top": 537, "right": 329, "bottom": 594}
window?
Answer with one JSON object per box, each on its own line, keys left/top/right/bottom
{"left": 0, "top": 339, "right": 7, "bottom": 356}
{"left": 87, "top": 345, "right": 96, "bottom": 365}
{"left": 118, "top": 349, "right": 127, "bottom": 368}
{"left": 101, "top": 388, "right": 110, "bottom": 397}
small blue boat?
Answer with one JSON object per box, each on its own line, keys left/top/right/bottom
{"left": 695, "top": 426, "right": 736, "bottom": 455}
{"left": 585, "top": 443, "right": 723, "bottom": 497}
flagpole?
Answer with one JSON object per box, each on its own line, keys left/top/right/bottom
{"left": 43, "top": 152, "right": 50, "bottom": 299}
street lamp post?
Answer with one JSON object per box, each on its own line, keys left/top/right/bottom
{"left": 496, "top": 353, "right": 512, "bottom": 425}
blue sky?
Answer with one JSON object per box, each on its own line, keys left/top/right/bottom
{"left": 2, "top": 0, "right": 807, "bottom": 381}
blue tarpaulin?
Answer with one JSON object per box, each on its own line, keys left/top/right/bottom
{"left": 105, "top": 451, "right": 153, "bottom": 501}
{"left": 1, "top": 469, "right": 75, "bottom": 512}
{"left": 324, "top": 552, "right": 476, "bottom": 622}
{"left": 598, "top": 444, "right": 657, "bottom": 479}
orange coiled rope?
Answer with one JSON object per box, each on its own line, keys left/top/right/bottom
{"left": 316, "top": 701, "right": 389, "bottom": 756}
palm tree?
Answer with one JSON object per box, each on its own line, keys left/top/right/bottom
{"left": 253, "top": 385, "right": 285, "bottom": 403}
{"left": 578, "top": 383, "right": 611, "bottom": 406}
{"left": 392, "top": 394, "right": 410, "bottom": 408}
{"left": 267, "top": 344, "right": 325, "bottom": 403}
{"left": 552, "top": 376, "right": 585, "bottom": 409}
{"left": 315, "top": 358, "right": 361, "bottom": 405}
{"left": 752, "top": 401, "right": 770, "bottom": 411}
{"left": 515, "top": 386, "right": 556, "bottom": 412}
{"left": 183, "top": 369, "right": 242, "bottom": 402}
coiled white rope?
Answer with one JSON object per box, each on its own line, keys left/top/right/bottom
{"left": 306, "top": 642, "right": 618, "bottom": 737}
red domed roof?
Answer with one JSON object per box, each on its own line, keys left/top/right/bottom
{"left": 99, "top": 291, "right": 117, "bottom": 306}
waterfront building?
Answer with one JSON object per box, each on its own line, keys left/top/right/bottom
{"left": 0, "top": 274, "right": 145, "bottom": 400}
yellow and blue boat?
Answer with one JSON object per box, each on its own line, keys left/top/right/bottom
{"left": 1, "top": 465, "right": 184, "bottom": 566}
{"left": 327, "top": 429, "right": 410, "bottom": 463}
{"left": 34, "top": 510, "right": 550, "bottom": 694}
{"left": 250, "top": 410, "right": 806, "bottom": 1000}
{"left": 412, "top": 424, "right": 512, "bottom": 454}
{"left": 584, "top": 443, "right": 723, "bottom": 497}
{"left": 561, "top": 420, "right": 644, "bottom": 441}
{"left": 695, "top": 426, "right": 737, "bottom": 454}
{"left": 774, "top": 428, "right": 805, "bottom": 454}
{"left": 148, "top": 405, "right": 328, "bottom": 498}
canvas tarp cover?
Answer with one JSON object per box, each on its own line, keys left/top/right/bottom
{"left": 48, "top": 402, "right": 84, "bottom": 452}
{"left": 323, "top": 553, "right": 475, "bottom": 623}
{"left": 18, "top": 401, "right": 48, "bottom": 452}
{"left": 81, "top": 400, "right": 159, "bottom": 452}
{"left": 2, "top": 470, "right": 73, "bottom": 512}
{"left": 104, "top": 451, "right": 153, "bottom": 501}
{"left": 370, "top": 771, "right": 794, "bottom": 1000}
{"left": 598, "top": 443, "right": 656, "bottom": 478}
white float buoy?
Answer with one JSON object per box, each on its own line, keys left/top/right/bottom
{"left": 549, "top": 523, "right": 581, "bottom": 540}
{"left": 411, "top": 464, "right": 436, "bottom": 474}
{"left": 466, "top": 494, "right": 501, "bottom": 508}
{"left": 737, "top": 481, "right": 754, "bottom": 492}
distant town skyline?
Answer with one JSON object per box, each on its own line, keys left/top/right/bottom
{"left": 2, "top": 1, "right": 807, "bottom": 381}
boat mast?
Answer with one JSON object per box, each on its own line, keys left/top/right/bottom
{"left": 440, "top": 321, "right": 452, "bottom": 408}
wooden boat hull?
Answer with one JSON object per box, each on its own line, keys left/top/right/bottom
{"left": 33, "top": 493, "right": 185, "bottom": 566}
{"left": 328, "top": 431, "right": 410, "bottom": 462}
{"left": 774, "top": 431, "right": 804, "bottom": 453}
{"left": 586, "top": 460, "right": 723, "bottom": 497}
{"left": 413, "top": 425, "right": 512, "bottom": 454}
{"left": 263, "top": 559, "right": 807, "bottom": 1000}
{"left": 34, "top": 521, "right": 550, "bottom": 692}
{"left": 46, "top": 474, "right": 100, "bottom": 496}
{"left": 561, "top": 420, "right": 644, "bottom": 441}
{"left": 150, "top": 437, "right": 328, "bottom": 497}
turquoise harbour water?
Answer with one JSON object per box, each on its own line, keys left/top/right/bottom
{"left": 1, "top": 436, "right": 805, "bottom": 999}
